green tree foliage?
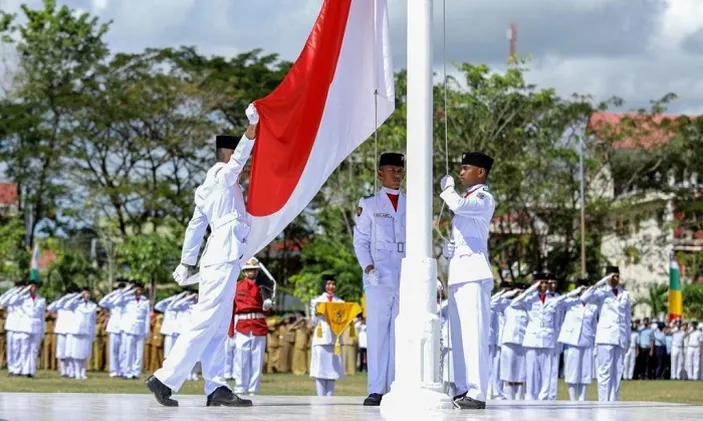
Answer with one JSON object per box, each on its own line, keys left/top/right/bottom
{"left": 116, "top": 233, "right": 180, "bottom": 301}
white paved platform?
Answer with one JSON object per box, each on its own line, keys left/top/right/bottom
{"left": 0, "top": 393, "right": 701, "bottom": 421}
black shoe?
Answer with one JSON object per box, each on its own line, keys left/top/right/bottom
{"left": 206, "top": 387, "right": 253, "bottom": 407}
{"left": 453, "top": 395, "right": 486, "bottom": 410}
{"left": 145, "top": 375, "right": 179, "bottom": 407}
{"left": 363, "top": 393, "right": 383, "bottom": 406}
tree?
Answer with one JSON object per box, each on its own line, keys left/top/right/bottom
{"left": 43, "top": 239, "right": 96, "bottom": 300}
{"left": 0, "top": 0, "right": 111, "bottom": 247}
{"left": 682, "top": 283, "right": 703, "bottom": 319}
{"left": 116, "top": 232, "right": 180, "bottom": 302}
{"left": 633, "top": 283, "right": 668, "bottom": 318}
{"left": 0, "top": 216, "right": 29, "bottom": 281}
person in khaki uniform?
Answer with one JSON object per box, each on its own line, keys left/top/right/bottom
{"left": 42, "top": 312, "right": 57, "bottom": 370}
{"left": 142, "top": 312, "right": 156, "bottom": 376}
{"left": 342, "top": 319, "right": 358, "bottom": 376}
{"left": 276, "top": 316, "right": 296, "bottom": 374}
{"left": 0, "top": 307, "right": 6, "bottom": 369}
{"left": 291, "top": 317, "right": 311, "bottom": 375}
{"left": 90, "top": 310, "right": 108, "bottom": 372}
{"left": 266, "top": 317, "right": 281, "bottom": 373}
{"left": 149, "top": 313, "right": 164, "bottom": 373}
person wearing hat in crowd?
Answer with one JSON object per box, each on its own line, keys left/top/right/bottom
{"left": 670, "top": 318, "right": 686, "bottom": 380}
{"left": 509, "top": 272, "right": 571, "bottom": 401}
{"left": 545, "top": 273, "right": 563, "bottom": 400}
{"left": 439, "top": 151, "right": 496, "bottom": 409}
{"left": 354, "top": 152, "right": 420, "bottom": 406}
{"left": 686, "top": 320, "right": 702, "bottom": 380}
{"left": 556, "top": 281, "right": 599, "bottom": 401}
{"left": 486, "top": 281, "right": 513, "bottom": 400}
{"left": 7, "top": 280, "right": 45, "bottom": 378}
{"left": 98, "top": 280, "right": 131, "bottom": 377}
{"left": 146, "top": 104, "right": 259, "bottom": 408}
{"left": 580, "top": 266, "right": 632, "bottom": 401}
{"left": 498, "top": 283, "right": 528, "bottom": 400}
{"left": 230, "top": 257, "right": 275, "bottom": 396}
{"left": 0, "top": 281, "right": 27, "bottom": 376}
{"left": 116, "top": 282, "right": 151, "bottom": 380}
{"left": 309, "top": 274, "right": 345, "bottom": 396}
{"left": 635, "top": 316, "right": 653, "bottom": 380}
{"left": 64, "top": 287, "right": 97, "bottom": 380}
{"left": 623, "top": 319, "right": 640, "bottom": 380}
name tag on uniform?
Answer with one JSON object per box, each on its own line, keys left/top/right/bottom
{"left": 374, "top": 213, "right": 392, "bottom": 218}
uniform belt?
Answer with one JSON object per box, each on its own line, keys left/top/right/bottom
{"left": 376, "top": 241, "right": 405, "bottom": 253}
{"left": 237, "top": 312, "right": 265, "bottom": 320}
{"left": 211, "top": 212, "right": 241, "bottom": 231}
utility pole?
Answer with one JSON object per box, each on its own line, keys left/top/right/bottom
{"left": 507, "top": 23, "right": 517, "bottom": 63}
{"left": 579, "top": 139, "right": 586, "bottom": 278}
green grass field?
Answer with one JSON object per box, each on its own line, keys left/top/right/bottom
{"left": 1, "top": 370, "right": 703, "bottom": 404}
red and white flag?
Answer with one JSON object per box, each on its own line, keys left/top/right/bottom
{"left": 242, "top": 0, "right": 395, "bottom": 260}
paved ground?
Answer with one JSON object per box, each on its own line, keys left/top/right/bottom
{"left": 0, "top": 393, "right": 702, "bottom": 421}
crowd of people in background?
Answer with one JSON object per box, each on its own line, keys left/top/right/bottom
{"left": 0, "top": 280, "right": 368, "bottom": 385}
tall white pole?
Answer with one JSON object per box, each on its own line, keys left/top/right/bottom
{"left": 380, "top": 0, "right": 453, "bottom": 412}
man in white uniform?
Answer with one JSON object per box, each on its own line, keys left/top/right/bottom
{"left": 146, "top": 104, "right": 258, "bottom": 408}
{"left": 580, "top": 266, "right": 631, "bottom": 402}
{"left": 546, "top": 274, "right": 563, "bottom": 400}
{"left": 0, "top": 282, "right": 25, "bottom": 376}
{"left": 670, "top": 319, "right": 685, "bottom": 380}
{"left": 12, "top": 281, "right": 45, "bottom": 378}
{"left": 686, "top": 321, "right": 702, "bottom": 380}
{"left": 119, "top": 283, "right": 151, "bottom": 379}
{"left": 98, "top": 281, "right": 129, "bottom": 377}
{"left": 353, "top": 152, "right": 409, "bottom": 406}
{"left": 439, "top": 151, "right": 496, "bottom": 409}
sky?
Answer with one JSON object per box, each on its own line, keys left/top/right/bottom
{"left": 1, "top": 0, "right": 702, "bottom": 115}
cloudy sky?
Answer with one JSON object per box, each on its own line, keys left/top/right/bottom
{"left": 1, "top": 0, "right": 703, "bottom": 113}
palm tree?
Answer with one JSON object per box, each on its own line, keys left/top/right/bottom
{"left": 633, "top": 283, "right": 668, "bottom": 319}
{"left": 683, "top": 284, "right": 703, "bottom": 320}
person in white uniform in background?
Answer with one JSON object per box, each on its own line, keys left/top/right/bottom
{"left": 498, "top": 285, "right": 526, "bottom": 400}
{"left": 155, "top": 291, "right": 180, "bottom": 358}
{"left": 439, "top": 151, "right": 496, "bottom": 410}
{"left": 686, "top": 320, "right": 702, "bottom": 380}
{"left": 623, "top": 320, "right": 639, "bottom": 380}
{"left": 546, "top": 274, "right": 563, "bottom": 400}
{"left": 162, "top": 290, "right": 200, "bottom": 381}
{"left": 48, "top": 289, "right": 80, "bottom": 377}
{"left": 0, "top": 282, "right": 26, "bottom": 376}
{"left": 669, "top": 319, "right": 684, "bottom": 380}
{"left": 509, "top": 273, "right": 570, "bottom": 401}
{"left": 98, "top": 281, "right": 130, "bottom": 377}
{"left": 580, "top": 266, "right": 631, "bottom": 402}
{"left": 352, "top": 152, "right": 408, "bottom": 407}
{"left": 118, "top": 282, "right": 151, "bottom": 379}
{"left": 11, "top": 281, "right": 45, "bottom": 378}
{"left": 556, "top": 281, "right": 598, "bottom": 401}
{"left": 66, "top": 288, "right": 97, "bottom": 380}
{"left": 309, "top": 275, "right": 345, "bottom": 397}
{"left": 146, "top": 105, "right": 258, "bottom": 408}
{"left": 487, "top": 282, "right": 512, "bottom": 400}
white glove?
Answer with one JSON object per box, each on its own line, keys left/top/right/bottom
{"left": 442, "top": 241, "right": 455, "bottom": 259}
{"left": 596, "top": 274, "right": 613, "bottom": 288}
{"left": 246, "top": 103, "right": 259, "bottom": 125}
{"left": 262, "top": 299, "right": 273, "bottom": 311}
{"left": 366, "top": 269, "right": 380, "bottom": 286}
{"left": 172, "top": 264, "right": 190, "bottom": 284}
{"left": 436, "top": 280, "right": 444, "bottom": 292}
{"left": 440, "top": 175, "right": 455, "bottom": 191}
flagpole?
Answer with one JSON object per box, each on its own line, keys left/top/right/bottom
{"left": 380, "top": 0, "right": 453, "bottom": 412}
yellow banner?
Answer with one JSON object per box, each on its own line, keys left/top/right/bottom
{"left": 669, "top": 290, "right": 683, "bottom": 317}
{"left": 316, "top": 302, "right": 362, "bottom": 355}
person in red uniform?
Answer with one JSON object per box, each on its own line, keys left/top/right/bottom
{"left": 229, "top": 257, "right": 274, "bottom": 396}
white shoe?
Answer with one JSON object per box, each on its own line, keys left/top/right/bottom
{"left": 109, "top": 372, "right": 118, "bottom": 378}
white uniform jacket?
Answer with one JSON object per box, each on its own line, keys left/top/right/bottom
{"left": 352, "top": 188, "right": 406, "bottom": 290}
{"left": 310, "top": 294, "right": 345, "bottom": 346}
{"left": 181, "top": 135, "right": 255, "bottom": 268}
{"left": 439, "top": 184, "right": 495, "bottom": 285}
{"left": 581, "top": 284, "right": 632, "bottom": 349}
{"left": 557, "top": 297, "right": 599, "bottom": 348}
{"left": 9, "top": 289, "right": 46, "bottom": 335}
{"left": 510, "top": 284, "right": 570, "bottom": 349}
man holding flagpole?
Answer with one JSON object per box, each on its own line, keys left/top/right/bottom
{"left": 145, "top": 104, "right": 259, "bottom": 408}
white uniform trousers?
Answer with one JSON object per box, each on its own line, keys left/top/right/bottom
{"left": 524, "top": 347, "right": 552, "bottom": 400}
{"left": 225, "top": 336, "right": 235, "bottom": 379}
{"left": 154, "top": 261, "right": 238, "bottom": 395}
{"left": 448, "top": 279, "right": 492, "bottom": 402}
{"left": 670, "top": 346, "right": 684, "bottom": 380}
{"left": 596, "top": 344, "right": 624, "bottom": 402}
{"left": 124, "top": 333, "right": 145, "bottom": 378}
{"left": 7, "top": 331, "right": 20, "bottom": 374}
{"left": 315, "top": 378, "right": 336, "bottom": 396}
{"left": 233, "top": 333, "right": 266, "bottom": 395}
{"left": 487, "top": 344, "right": 504, "bottom": 399}
{"left": 119, "top": 331, "right": 129, "bottom": 376}
{"left": 686, "top": 346, "right": 700, "bottom": 380}
{"left": 548, "top": 348, "right": 559, "bottom": 400}
{"left": 623, "top": 345, "right": 636, "bottom": 380}
{"left": 364, "top": 285, "right": 398, "bottom": 395}
{"left": 17, "top": 332, "right": 40, "bottom": 376}
{"left": 564, "top": 345, "right": 593, "bottom": 401}
{"left": 163, "top": 334, "right": 178, "bottom": 359}
{"left": 107, "top": 332, "right": 122, "bottom": 376}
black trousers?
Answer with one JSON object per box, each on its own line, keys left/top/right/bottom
{"left": 636, "top": 347, "right": 651, "bottom": 379}
{"left": 655, "top": 346, "right": 667, "bottom": 379}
